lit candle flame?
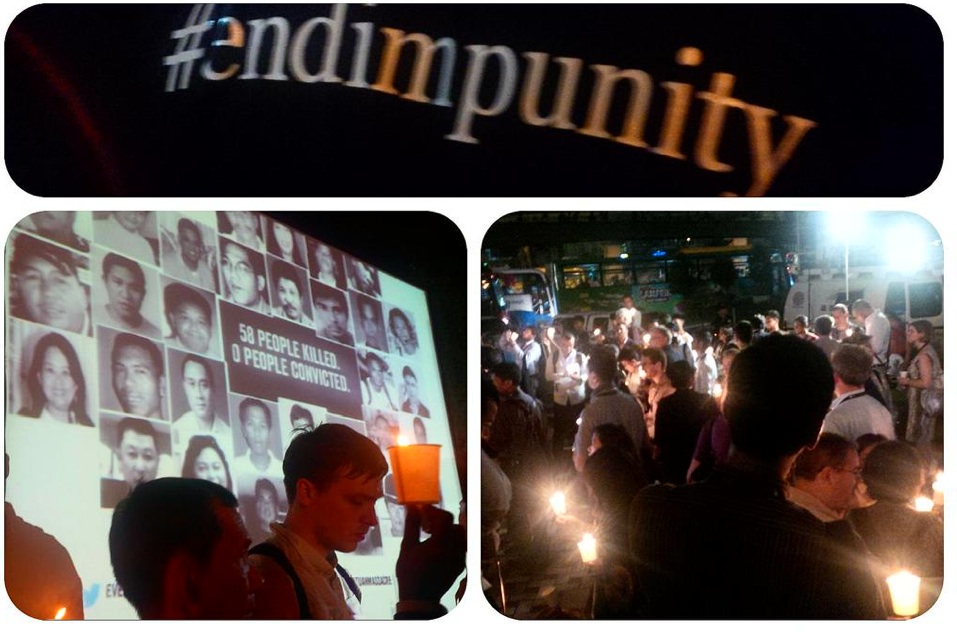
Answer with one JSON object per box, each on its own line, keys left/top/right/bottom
{"left": 397, "top": 434, "right": 410, "bottom": 447}
{"left": 886, "top": 570, "right": 921, "bottom": 617}
{"left": 578, "top": 532, "right": 598, "bottom": 563}
{"left": 550, "top": 491, "right": 566, "bottom": 516}
{"left": 54, "top": 607, "right": 67, "bottom": 620}
{"left": 914, "top": 496, "right": 934, "bottom": 512}
{"left": 642, "top": 333, "right": 651, "bottom": 346}
{"left": 712, "top": 383, "right": 723, "bottom": 399}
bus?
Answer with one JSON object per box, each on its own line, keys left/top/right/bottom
{"left": 481, "top": 267, "right": 558, "bottom": 334}
{"left": 553, "top": 242, "right": 794, "bottom": 323}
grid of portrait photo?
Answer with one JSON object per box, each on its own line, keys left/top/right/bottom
{"left": 5, "top": 211, "right": 451, "bottom": 568}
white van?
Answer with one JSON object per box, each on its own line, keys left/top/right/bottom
{"left": 783, "top": 268, "right": 943, "bottom": 330}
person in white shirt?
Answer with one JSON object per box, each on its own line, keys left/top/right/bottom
{"left": 173, "top": 354, "right": 231, "bottom": 448}
{"left": 822, "top": 343, "right": 896, "bottom": 441}
{"left": 234, "top": 397, "right": 283, "bottom": 478}
{"left": 851, "top": 300, "right": 891, "bottom": 365}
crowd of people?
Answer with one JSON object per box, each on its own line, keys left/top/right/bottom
{"left": 480, "top": 295, "right": 944, "bottom": 619}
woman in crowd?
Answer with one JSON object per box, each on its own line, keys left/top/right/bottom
{"left": 898, "top": 320, "right": 942, "bottom": 446}
{"left": 20, "top": 331, "right": 93, "bottom": 426}
{"left": 849, "top": 440, "right": 943, "bottom": 580}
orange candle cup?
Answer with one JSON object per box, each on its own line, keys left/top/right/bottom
{"left": 387, "top": 444, "right": 441, "bottom": 505}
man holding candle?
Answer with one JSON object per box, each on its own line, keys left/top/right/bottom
{"left": 630, "top": 335, "right": 886, "bottom": 619}
{"left": 249, "top": 423, "right": 464, "bottom": 619}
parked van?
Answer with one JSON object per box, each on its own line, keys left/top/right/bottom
{"left": 783, "top": 268, "right": 943, "bottom": 331}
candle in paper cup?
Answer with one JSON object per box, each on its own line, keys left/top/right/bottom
{"left": 578, "top": 532, "right": 598, "bottom": 563}
{"left": 886, "top": 570, "right": 921, "bottom": 617}
{"left": 550, "top": 491, "right": 567, "bottom": 516}
{"left": 386, "top": 441, "right": 441, "bottom": 505}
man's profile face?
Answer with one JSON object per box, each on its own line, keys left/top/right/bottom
{"left": 277, "top": 277, "right": 302, "bottom": 320}
{"left": 828, "top": 451, "right": 863, "bottom": 514}
{"left": 182, "top": 360, "right": 213, "bottom": 422}
{"left": 104, "top": 264, "right": 145, "bottom": 323}
{"left": 241, "top": 405, "right": 271, "bottom": 457}
{"left": 309, "top": 471, "right": 382, "bottom": 554}
{"left": 194, "top": 505, "right": 259, "bottom": 619}
{"left": 31, "top": 211, "right": 76, "bottom": 237}
{"left": 112, "top": 343, "right": 163, "bottom": 418}
{"left": 221, "top": 243, "right": 262, "bottom": 307}
{"left": 178, "top": 225, "right": 203, "bottom": 268}
{"left": 114, "top": 212, "right": 148, "bottom": 234}
{"left": 117, "top": 429, "right": 159, "bottom": 488}
{"left": 315, "top": 296, "right": 348, "bottom": 339}
{"left": 641, "top": 357, "right": 663, "bottom": 380}
{"left": 16, "top": 254, "right": 88, "bottom": 332}
{"left": 169, "top": 299, "right": 212, "bottom": 353}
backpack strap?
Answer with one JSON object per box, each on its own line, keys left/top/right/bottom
{"left": 249, "top": 541, "right": 312, "bottom": 619}
{"left": 336, "top": 563, "right": 362, "bottom": 603}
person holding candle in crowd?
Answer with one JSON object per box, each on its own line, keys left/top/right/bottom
{"left": 572, "top": 344, "right": 650, "bottom": 475}
{"left": 6, "top": 452, "right": 86, "bottom": 620}
{"left": 582, "top": 422, "right": 650, "bottom": 619}
{"left": 247, "top": 423, "right": 464, "bottom": 619}
{"left": 488, "top": 361, "right": 548, "bottom": 556}
{"left": 630, "top": 335, "right": 886, "bottom": 618}
{"left": 848, "top": 441, "right": 943, "bottom": 580}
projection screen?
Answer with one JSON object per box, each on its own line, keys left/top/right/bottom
{"left": 4, "top": 211, "right": 463, "bottom": 620}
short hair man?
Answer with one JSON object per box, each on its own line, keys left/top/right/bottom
{"left": 235, "top": 398, "right": 283, "bottom": 478}
{"left": 631, "top": 335, "right": 886, "bottom": 619}
{"left": 108, "top": 477, "right": 261, "bottom": 619}
{"left": 572, "top": 344, "right": 649, "bottom": 474}
{"left": 114, "top": 417, "right": 161, "bottom": 490}
{"left": 173, "top": 354, "right": 230, "bottom": 447}
{"left": 249, "top": 424, "right": 465, "bottom": 619}
{"left": 356, "top": 296, "right": 387, "bottom": 351}
{"left": 10, "top": 232, "right": 91, "bottom": 334}
{"left": 400, "top": 366, "right": 430, "bottom": 418}
{"left": 764, "top": 309, "right": 782, "bottom": 334}
{"left": 164, "top": 282, "right": 213, "bottom": 354}
{"left": 850, "top": 299, "right": 891, "bottom": 365}
{"left": 167, "top": 218, "right": 215, "bottom": 290}
{"left": 111, "top": 333, "right": 166, "bottom": 419}
{"left": 271, "top": 259, "right": 313, "bottom": 326}
{"left": 788, "top": 432, "right": 863, "bottom": 522}
{"left": 220, "top": 239, "right": 269, "bottom": 313}
{"left": 813, "top": 314, "right": 840, "bottom": 360}
{"left": 312, "top": 283, "right": 354, "bottom": 346}
{"left": 98, "top": 253, "right": 162, "bottom": 337}
{"left": 831, "top": 303, "right": 852, "bottom": 342}
{"left": 822, "top": 343, "right": 896, "bottom": 441}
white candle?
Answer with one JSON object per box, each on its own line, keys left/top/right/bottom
{"left": 578, "top": 532, "right": 598, "bottom": 563}
{"left": 886, "top": 570, "right": 921, "bottom": 617}
{"left": 550, "top": 491, "right": 567, "bottom": 516}
{"left": 914, "top": 496, "right": 934, "bottom": 512}
{"left": 712, "top": 383, "right": 723, "bottom": 399}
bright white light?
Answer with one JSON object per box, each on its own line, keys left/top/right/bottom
{"left": 885, "top": 223, "right": 928, "bottom": 272}
{"left": 914, "top": 496, "right": 934, "bottom": 512}
{"left": 620, "top": 253, "right": 629, "bottom": 260}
